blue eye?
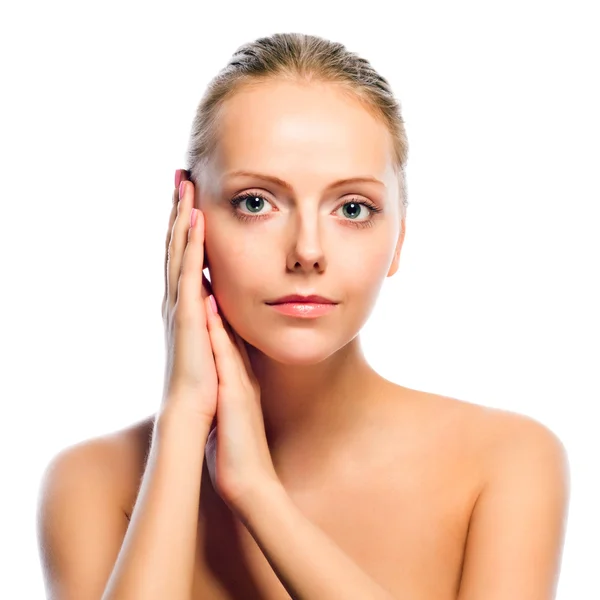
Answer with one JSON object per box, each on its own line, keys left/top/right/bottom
{"left": 229, "top": 192, "right": 382, "bottom": 229}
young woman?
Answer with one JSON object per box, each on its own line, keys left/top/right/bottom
{"left": 37, "top": 33, "right": 569, "bottom": 600}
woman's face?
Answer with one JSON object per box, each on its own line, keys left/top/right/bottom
{"left": 196, "top": 80, "right": 404, "bottom": 365}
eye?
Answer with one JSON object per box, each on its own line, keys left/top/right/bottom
{"left": 229, "top": 192, "right": 274, "bottom": 222}
{"left": 333, "top": 198, "right": 382, "bottom": 229}
{"left": 229, "top": 192, "right": 383, "bottom": 229}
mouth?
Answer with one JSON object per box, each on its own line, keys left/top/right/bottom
{"left": 266, "top": 301, "right": 338, "bottom": 318}
{"left": 266, "top": 294, "right": 337, "bottom": 305}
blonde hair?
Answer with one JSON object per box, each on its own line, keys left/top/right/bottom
{"left": 186, "top": 32, "right": 409, "bottom": 221}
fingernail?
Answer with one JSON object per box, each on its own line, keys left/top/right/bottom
{"left": 179, "top": 180, "right": 186, "bottom": 200}
{"left": 190, "top": 208, "right": 198, "bottom": 228}
{"left": 174, "top": 169, "right": 183, "bottom": 189}
{"left": 209, "top": 295, "right": 218, "bottom": 315}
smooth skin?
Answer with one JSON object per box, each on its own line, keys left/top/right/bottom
{"left": 160, "top": 174, "right": 218, "bottom": 421}
{"left": 37, "top": 80, "right": 570, "bottom": 600}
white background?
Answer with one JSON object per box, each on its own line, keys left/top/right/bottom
{"left": 1, "top": 1, "right": 598, "bottom": 597}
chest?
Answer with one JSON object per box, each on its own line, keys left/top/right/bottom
{"left": 191, "top": 451, "right": 479, "bottom": 600}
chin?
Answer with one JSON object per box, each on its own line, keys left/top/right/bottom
{"left": 242, "top": 327, "right": 357, "bottom": 367}
{"left": 262, "top": 349, "right": 339, "bottom": 367}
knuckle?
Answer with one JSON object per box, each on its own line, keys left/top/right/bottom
{"left": 179, "top": 253, "right": 198, "bottom": 277}
{"left": 168, "top": 235, "right": 181, "bottom": 258}
{"left": 173, "top": 299, "right": 197, "bottom": 328}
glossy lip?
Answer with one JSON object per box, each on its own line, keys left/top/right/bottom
{"left": 268, "top": 302, "right": 337, "bottom": 318}
{"left": 266, "top": 294, "right": 337, "bottom": 305}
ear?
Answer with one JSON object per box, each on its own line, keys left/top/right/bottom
{"left": 387, "top": 218, "right": 406, "bottom": 278}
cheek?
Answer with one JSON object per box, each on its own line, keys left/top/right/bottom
{"left": 205, "top": 235, "right": 266, "bottom": 291}
{"left": 337, "top": 246, "right": 394, "bottom": 312}
{"left": 343, "top": 245, "right": 392, "bottom": 283}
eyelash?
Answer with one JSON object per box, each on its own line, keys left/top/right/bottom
{"left": 229, "top": 192, "right": 383, "bottom": 229}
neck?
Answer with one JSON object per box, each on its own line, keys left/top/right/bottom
{"left": 246, "top": 335, "right": 386, "bottom": 480}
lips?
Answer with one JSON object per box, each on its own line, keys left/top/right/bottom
{"left": 266, "top": 294, "right": 337, "bottom": 305}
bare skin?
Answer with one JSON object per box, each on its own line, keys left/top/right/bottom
{"left": 103, "top": 386, "right": 506, "bottom": 600}
{"left": 37, "top": 79, "right": 568, "bottom": 599}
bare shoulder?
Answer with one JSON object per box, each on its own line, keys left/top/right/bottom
{"left": 39, "top": 414, "right": 157, "bottom": 519}
{"left": 414, "top": 387, "right": 564, "bottom": 442}
{"left": 95, "top": 414, "right": 158, "bottom": 517}
{"left": 414, "top": 388, "right": 569, "bottom": 486}
{"left": 451, "top": 394, "right": 567, "bottom": 461}
{"left": 388, "top": 385, "right": 568, "bottom": 492}
{"left": 472, "top": 400, "right": 570, "bottom": 491}
{"left": 36, "top": 415, "right": 156, "bottom": 599}
{"left": 412, "top": 394, "right": 571, "bottom": 598}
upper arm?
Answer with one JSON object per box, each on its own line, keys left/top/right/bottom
{"left": 457, "top": 415, "right": 570, "bottom": 600}
{"left": 36, "top": 438, "right": 130, "bottom": 600}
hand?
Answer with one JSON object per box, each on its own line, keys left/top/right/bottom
{"left": 202, "top": 279, "right": 280, "bottom": 517}
{"left": 160, "top": 169, "right": 217, "bottom": 425}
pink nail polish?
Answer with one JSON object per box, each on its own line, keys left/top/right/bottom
{"left": 174, "top": 169, "right": 182, "bottom": 189}
{"left": 179, "top": 180, "right": 186, "bottom": 199}
{"left": 209, "top": 295, "right": 218, "bottom": 315}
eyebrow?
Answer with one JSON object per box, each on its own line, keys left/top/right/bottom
{"left": 224, "top": 170, "right": 385, "bottom": 191}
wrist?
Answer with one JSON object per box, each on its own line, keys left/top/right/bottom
{"left": 154, "top": 403, "right": 214, "bottom": 440}
{"left": 234, "top": 477, "right": 287, "bottom": 525}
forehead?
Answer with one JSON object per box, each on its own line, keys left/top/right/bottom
{"left": 211, "top": 80, "right": 394, "bottom": 183}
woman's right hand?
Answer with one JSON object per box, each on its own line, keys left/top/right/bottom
{"left": 159, "top": 170, "right": 218, "bottom": 425}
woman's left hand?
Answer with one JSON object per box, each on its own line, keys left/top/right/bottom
{"left": 203, "top": 293, "right": 280, "bottom": 516}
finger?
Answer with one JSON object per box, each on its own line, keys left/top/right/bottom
{"left": 217, "top": 313, "right": 251, "bottom": 375}
{"left": 176, "top": 188, "right": 207, "bottom": 311}
{"left": 162, "top": 198, "right": 179, "bottom": 312}
{"left": 178, "top": 169, "right": 209, "bottom": 273}
{"left": 221, "top": 321, "right": 249, "bottom": 377}
{"left": 205, "top": 295, "right": 247, "bottom": 385}
{"left": 164, "top": 170, "right": 191, "bottom": 312}
{"left": 219, "top": 318, "right": 252, "bottom": 376}
{"left": 163, "top": 169, "right": 197, "bottom": 302}
{"left": 178, "top": 169, "right": 190, "bottom": 195}
{"left": 162, "top": 169, "right": 190, "bottom": 318}
{"left": 174, "top": 168, "right": 190, "bottom": 200}
{"left": 232, "top": 332, "right": 254, "bottom": 380}
{"left": 218, "top": 316, "right": 256, "bottom": 387}
{"left": 167, "top": 182, "right": 189, "bottom": 310}
{"left": 169, "top": 180, "right": 203, "bottom": 310}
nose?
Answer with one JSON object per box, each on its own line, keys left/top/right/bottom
{"left": 285, "top": 211, "right": 327, "bottom": 274}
